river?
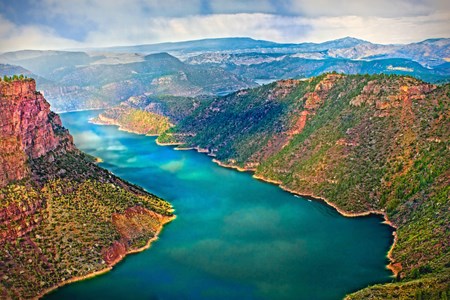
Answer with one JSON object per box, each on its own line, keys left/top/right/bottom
{"left": 44, "top": 110, "right": 394, "bottom": 300}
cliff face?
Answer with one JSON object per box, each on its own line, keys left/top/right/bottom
{"left": 0, "top": 79, "right": 173, "bottom": 299}
{"left": 0, "top": 79, "right": 74, "bottom": 187}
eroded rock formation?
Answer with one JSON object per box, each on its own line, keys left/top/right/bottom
{"left": 0, "top": 79, "right": 74, "bottom": 187}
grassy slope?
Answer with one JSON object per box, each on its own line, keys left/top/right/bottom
{"left": 0, "top": 149, "right": 174, "bottom": 299}
{"left": 157, "top": 74, "right": 449, "bottom": 298}
{"left": 94, "top": 106, "right": 173, "bottom": 135}
{"left": 93, "top": 94, "right": 213, "bottom": 138}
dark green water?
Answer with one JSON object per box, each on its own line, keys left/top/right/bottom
{"left": 45, "top": 110, "right": 394, "bottom": 300}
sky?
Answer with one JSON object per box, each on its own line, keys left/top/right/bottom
{"left": 0, "top": 0, "right": 449, "bottom": 52}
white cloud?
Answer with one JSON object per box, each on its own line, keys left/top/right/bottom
{"left": 41, "top": 0, "right": 204, "bottom": 20}
{"left": 82, "top": 13, "right": 309, "bottom": 47}
{"left": 208, "top": 0, "right": 276, "bottom": 14}
{"left": 0, "top": 16, "right": 82, "bottom": 52}
{"left": 292, "top": 0, "right": 433, "bottom": 18}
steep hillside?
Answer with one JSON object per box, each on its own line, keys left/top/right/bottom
{"left": 0, "top": 78, "right": 174, "bottom": 299}
{"left": 157, "top": 74, "right": 449, "bottom": 297}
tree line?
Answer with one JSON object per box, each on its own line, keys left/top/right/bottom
{"left": 1, "top": 74, "right": 29, "bottom": 82}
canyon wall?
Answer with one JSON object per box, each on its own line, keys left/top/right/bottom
{"left": 0, "top": 79, "right": 74, "bottom": 187}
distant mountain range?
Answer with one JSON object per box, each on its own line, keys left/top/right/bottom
{"left": 0, "top": 51, "right": 254, "bottom": 112}
{"left": 0, "top": 37, "right": 448, "bottom": 112}
{"left": 85, "top": 36, "right": 450, "bottom": 67}
{"left": 187, "top": 54, "right": 450, "bottom": 84}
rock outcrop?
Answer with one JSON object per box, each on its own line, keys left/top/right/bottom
{"left": 0, "top": 79, "right": 74, "bottom": 187}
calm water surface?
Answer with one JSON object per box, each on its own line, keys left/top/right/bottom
{"left": 45, "top": 110, "right": 394, "bottom": 300}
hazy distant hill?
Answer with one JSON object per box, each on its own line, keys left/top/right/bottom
{"left": 0, "top": 63, "right": 43, "bottom": 82}
{"left": 94, "top": 36, "right": 450, "bottom": 67}
{"left": 85, "top": 37, "right": 283, "bottom": 55}
{"left": 1, "top": 37, "right": 449, "bottom": 112}
{"left": 0, "top": 52, "right": 254, "bottom": 112}
{"left": 0, "top": 50, "right": 95, "bottom": 79}
{"left": 101, "top": 37, "right": 450, "bottom": 84}
{"left": 186, "top": 54, "right": 450, "bottom": 84}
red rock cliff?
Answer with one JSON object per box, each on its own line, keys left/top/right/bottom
{"left": 0, "top": 79, "right": 74, "bottom": 187}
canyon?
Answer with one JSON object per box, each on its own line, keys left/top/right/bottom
{"left": 0, "top": 36, "right": 449, "bottom": 299}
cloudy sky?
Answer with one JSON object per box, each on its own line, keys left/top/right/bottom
{"left": 0, "top": 0, "right": 449, "bottom": 51}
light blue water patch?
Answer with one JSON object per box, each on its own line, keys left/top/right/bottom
{"left": 254, "top": 78, "right": 279, "bottom": 85}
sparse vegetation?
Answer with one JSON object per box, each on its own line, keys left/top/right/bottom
{"left": 0, "top": 149, "right": 174, "bottom": 299}
{"left": 94, "top": 107, "right": 172, "bottom": 135}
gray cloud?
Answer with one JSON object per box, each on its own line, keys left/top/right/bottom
{"left": 0, "top": 0, "right": 449, "bottom": 51}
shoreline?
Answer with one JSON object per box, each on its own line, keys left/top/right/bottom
{"left": 157, "top": 142, "right": 400, "bottom": 277}
{"left": 36, "top": 215, "right": 175, "bottom": 300}
{"left": 212, "top": 159, "right": 256, "bottom": 172}
{"left": 88, "top": 119, "right": 400, "bottom": 277}
{"left": 89, "top": 118, "right": 165, "bottom": 137}
{"left": 156, "top": 140, "right": 183, "bottom": 146}
{"left": 56, "top": 107, "right": 106, "bottom": 114}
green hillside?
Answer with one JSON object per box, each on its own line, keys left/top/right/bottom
{"left": 157, "top": 73, "right": 449, "bottom": 298}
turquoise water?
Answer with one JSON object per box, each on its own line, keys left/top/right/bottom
{"left": 45, "top": 110, "right": 394, "bottom": 300}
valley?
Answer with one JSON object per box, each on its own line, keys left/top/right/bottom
{"left": 0, "top": 34, "right": 449, "bottom": 299}
{"left": 1, "top": 37, "right": 449, "bottom": 113}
